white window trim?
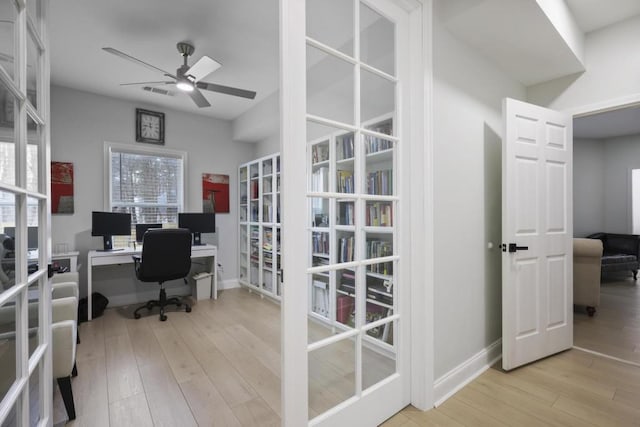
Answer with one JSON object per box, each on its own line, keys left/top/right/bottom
{"left": 103, "top": 141, "right": 188, "bottom": 214}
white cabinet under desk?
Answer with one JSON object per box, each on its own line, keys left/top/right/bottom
{"left": 86, "top": 244, "right": 217, "bottom": 320}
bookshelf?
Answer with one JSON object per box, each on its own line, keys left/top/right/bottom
{"left": 238, "top": 153, "right": 282, "bottom": 300}
{"left": 307, "top": 114, "right": 396, "bottom": 350}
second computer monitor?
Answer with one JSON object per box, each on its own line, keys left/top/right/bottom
{"left": 178, "top": 213, "right": 215, "bottom": 246}
{"left": 135, "top": 223, "right": 162, "bottom": 243}
{"left": 3, "top": 226, "right": 38, "bottom": 250}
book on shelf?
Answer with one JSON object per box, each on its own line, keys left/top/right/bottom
{"left": 338, "top": 236, "right": 354, "bottom": 263}
{"left": 366, "top": 202, "right": 392, "bottom": 227}
{"left": 365, "top": 134, "right": 393, "bottom": 154}
{"left": 312, "top": 144, "right": 329, "bottom": 164}
{"left": 337, "top": 170, "right": 354, "bottom": 193}
{"left": 339, "top": 202, "right": 355, "bottom": 225}
{"left": 312, "top": 232, "right": 330, "bottom": 255}
{"left": 337, "top": 133, "right": 354, "bottom": 160}
{"left": 336, "top": 294, "right": 355, "bottom": 324}
{"left": 367, "top": 169, "right": 392, "bottom": 195}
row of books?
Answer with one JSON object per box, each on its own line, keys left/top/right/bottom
{"left": 263, "top": 178, "right": 272, "bottom": 193}
{"left": 311, "top": 166, "right": 329, "bottom": 192}
{"left": 365, "top": 134, "right": 393, "bottom": 154}
{"left": 312, "top": 143, "right": 329, "bottom": 164}
{"left": 338, "top": 202, "right": 355, "bottom": 225}
{"left": 337, "top": 133, "right": 355, "bottom": 160}
{"left": 366, "top": 202, "right": 392, "bottom": 227}
{"left": 338, "top": 279, "right": 392, "bottom": 308}
{"left": 338, "top": 235, "right": 355, "bottom": 263}
{"left": 312, "top": 232, "right": 329, "bottom": 255}
{"left": 367, "top": 169, "right": 392, "bottom": 195}
{"left": 338, "top": 170, "right": 354, "bottom": 193}
{"left": 366, "top": 239, "right": 392, "bottom": 260}
{"left": 251, "top": 203, "right": 259, "bottom": 222}
{"left": 251, "top": 180, "right": 259, "bottom": 199}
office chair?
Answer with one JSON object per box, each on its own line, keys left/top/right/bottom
{"left": 132, "top": 228, "right": 192, "bottom": 321}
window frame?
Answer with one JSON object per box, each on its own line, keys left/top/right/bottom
{"left": 104, "top": 141, "right": 187, "bottom": 234}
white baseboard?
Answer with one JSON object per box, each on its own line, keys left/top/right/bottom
{"left": 219, "top": 278, "right": 241, "bottom": 290}
{"left": 433, "top": 339, "right": 502, "bottom": 407}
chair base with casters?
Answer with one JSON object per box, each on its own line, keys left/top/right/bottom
{"left": 133, "top": 228, "right": 194, "bottom": 322}
{"left": 133, "top": 283, "right": 192, "bottom": 321}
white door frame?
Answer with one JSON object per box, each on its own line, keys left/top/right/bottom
{"left": 280, "top": 0, "right": 433, "bottom": 424}
{"left": 0, "top": 0, "right": 52, "bottom": 424}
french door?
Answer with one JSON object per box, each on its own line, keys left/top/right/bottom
{"left": 0, "top": 0, "right": 52, "bottom": 425}
{"left": 281, "top": 0, "right": 421, "bottom": 425}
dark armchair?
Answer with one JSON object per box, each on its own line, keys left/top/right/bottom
{"left": 133, "top": 228, "right": 193, "bottom": 321}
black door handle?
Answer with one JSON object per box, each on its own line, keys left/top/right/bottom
{"left": 502, "top": 243, "right": 529, "bottom": 253}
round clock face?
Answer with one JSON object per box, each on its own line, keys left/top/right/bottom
{"left": 141, "top": 114, "right": 161, "bottom": 140}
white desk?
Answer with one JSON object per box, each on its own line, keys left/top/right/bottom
{"left": 86, "top": 244, "right": 217, "bottom": 320}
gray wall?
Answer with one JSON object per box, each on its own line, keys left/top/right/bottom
{"left": 601, "top": 134, "right": 640, "bottom": 234}
{"left": 432, "top": 7, "right": 526, "bottom": 379}
{"left": 573, "top": 138, "right": 605, "bottom": 236}
{"left": 51, "top": 85, "right": 255, "bottom": 303}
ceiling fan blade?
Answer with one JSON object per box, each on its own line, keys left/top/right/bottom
{"left": 188, "top": 87, "right": 211, "bottom": 108}
{"left": 102, "top": 47, "right": 177, "bottom": 79}
{"left": 120, "top": 81, "right": 175, "bottom": 86}
{"left": 196, "top": 82, "right": 257, "bottom": 99}
{"left": 186, "top": 56, "right": 221, "bottom": 82}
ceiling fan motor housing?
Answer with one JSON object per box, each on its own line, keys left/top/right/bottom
{"left": 177, "top": 42, "right": 195, "bottom": 58}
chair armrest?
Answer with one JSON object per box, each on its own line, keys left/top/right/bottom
{"left": 52, "top": 282, "right": 79, "bottom": 300}
{"left": 574, "top": 238, "right": 603, "bottom": 258}
{"left": 52, "top": 296, "right": 78, "bottom": 324}
{"left": 52, "top": 320, "right": 76, "bottom": 378}
{"left": 51, "top": 272, "right": 79, "bottom": 285}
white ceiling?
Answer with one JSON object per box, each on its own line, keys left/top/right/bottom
{"left": 574, "top": 105, "right": 640, "bottom": 140}
{"left": 49, "top": 0, "right": 279, "bottom": 121}
{"left": 565, "top": 0, "right": 640, "bottom": 33}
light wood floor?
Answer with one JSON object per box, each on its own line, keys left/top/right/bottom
{"left": 54, "top": 288, "right": 640, "bottom": 426}
{"left": 574, "top": 275, "right": 640, "bottom": 364}
{"left": 384, "top": 350, "right": 640, "bottom": 426}
{"left": 54, "top": 288, "right": 282, "bottom": 426}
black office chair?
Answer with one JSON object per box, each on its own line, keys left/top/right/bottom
{"left": 132, "top": 228, "right": 192, "bottom": 321}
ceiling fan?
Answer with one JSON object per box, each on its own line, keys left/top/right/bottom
{"left": 102, "top": 42, "right": 257, "bottom": 108}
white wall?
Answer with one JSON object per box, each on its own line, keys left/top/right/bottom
{"left": 527, "top": 14, "right": 640, "bottom": 111}
{"left": 432, "top": 8, "right": 526, "bottom": 379}
{"left": 601, "top": 134, "right": 640, "bottom": 234}
{"left": 253, "top": 133, "right": 280, "bottom": 159}
{"left": 573, "top": 138, "right": 605, "bottom": 237}
{"left": 50, "top": 85, "right": 255, "bottom": 303}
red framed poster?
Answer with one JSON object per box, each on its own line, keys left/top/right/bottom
{"left": 51, "top": 161, "right": 74, "bottom": 214}
{"left": 202, "top": 173, "right": 230, "bottom": 213}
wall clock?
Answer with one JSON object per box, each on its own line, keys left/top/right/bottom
{"left": 136, "top": 108, "right": 165, "bottom": 144}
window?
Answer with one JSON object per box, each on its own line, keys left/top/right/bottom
{"left": 0, "top": 141, "right": 39, "bottom": 227}
{"left": 633, "top": 169, "right": 640, "bottom": 234}
{"left": 107, "top": 143, "right": 185, "bottom": 245}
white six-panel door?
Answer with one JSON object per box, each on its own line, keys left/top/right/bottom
{"left": 502, "top": 98, "right": 573, "bottom": 371}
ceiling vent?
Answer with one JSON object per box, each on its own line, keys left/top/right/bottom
{"left": 142, "top": 86, "right": 175, "bottom": 97}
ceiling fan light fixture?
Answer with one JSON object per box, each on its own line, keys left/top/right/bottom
{"left": 176, "top": 79, "right": 194, "bottom": 92}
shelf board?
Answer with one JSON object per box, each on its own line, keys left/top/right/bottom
{"left": 313, "top": 271, "right": 330, "bottom": 278}
{"left": 312, "top": 253, "right": 330, "bottom": 259}
{"left": 337, "top": 158, "right": 355, "bottom": 166}
{"left": 366, "top": 148, "right": 393, "bottom": 162}
{"left": 312, "top": 159, "right": 330, "bottom": 168}
{"left": 335, "top": 225, "right": 355, "bottom": 232}
{"left": 366, "top": 271, "right": 392, "bottom": 280}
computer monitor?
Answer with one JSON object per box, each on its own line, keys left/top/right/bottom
{"left": 135, "top": 223, "right": 162, "bottom": 243}
{"left": 91, "top": 211, "right": 132, "bottom": 251}
{"left": 178, "top": 212, "right": 215, "bottom": 246}
{"left": 3, "top": 226, "right": 39, "bottom": 250}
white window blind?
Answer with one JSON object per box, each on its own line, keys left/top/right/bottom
{"left": 109, "top": 146, "right": 185, "bottom": 240}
